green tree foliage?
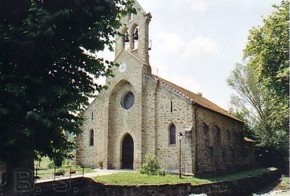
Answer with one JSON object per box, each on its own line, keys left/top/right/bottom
{"left": 228, "top": 0, "right": 289, "bottom": 170}
{"left": 244, "top": 0, "right": 289, "bottom": 98}
{"left": 228, "top": 64, "right": 288, "bottom": 149}
{"left": 0, "top": 0, "right": 134, "bottom": 186}
{"left": 228, "top": 64, "right": 271, "bottom": 140}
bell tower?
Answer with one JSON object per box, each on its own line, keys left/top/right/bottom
{"left": 115, "top": 1, "right": 152, "bottom": 66}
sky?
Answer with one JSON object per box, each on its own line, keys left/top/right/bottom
{"left": 98, "top": 0, "right": 281, "bottom": 110}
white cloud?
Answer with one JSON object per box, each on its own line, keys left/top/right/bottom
{"left": 190, "top": 1, "right": 208, "bottom": 13}
{"left": 157, "top": 33, "right": 184, "bottom": 54}
{"left": 182, "top": 37, "right": 217, "bottom": 59}
{"left": 171, "top": 75, "right": 203, "bottom": 93}
{"left": 157, "top": 33, "right": 217, "bottom": 60}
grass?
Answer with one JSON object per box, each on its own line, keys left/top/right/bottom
{"left": 93, "top": 167, "right": 276, "bottom": 186}
{"left": 94, "top": 172, "right": 210, "bottom": 185}
{"left": 34, "top": 157, "right": 52, "bottom": 169}
{"left": 211, "top": 167, "right": 276, "bottom": 182}
{"left": 34, "top": 156, "right": 93, "bottom": 179}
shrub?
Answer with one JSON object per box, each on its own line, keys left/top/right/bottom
{"left": 98, "top": 161, "right": 104, "bottom": 169}
{"left": 157, "top": 167, "right": 166, "bottom": 176}
{"left": 139, "top": 154, "right": 166, "bottom": 176}
{"left": 54, "top": 169, "right": 65, "bottom": 176}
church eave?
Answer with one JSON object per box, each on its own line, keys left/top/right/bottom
{"left": 152, "top": 75, "right": 243, "bottom": 123}
{"left": 192, "top": 102, "right": 244, "bottom": 124}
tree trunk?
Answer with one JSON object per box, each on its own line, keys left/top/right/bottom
{"left": 4, "top": 149, "right": 34, "bottom": 196}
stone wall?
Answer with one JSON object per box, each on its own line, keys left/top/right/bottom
{"left": 76, "top": 2, "right": 152, "bottom": 170}
{"left": 190, "top": 168, "right": 281, "bottom": 195}
{"left": 76, "top": 26, "right": 197, "bottom": 173}
{"left": 144, "top": 77, "right": 195, "bottom": 173}
{"left": 33, "top": 168, "right": 281, "bottom": 196}
{"left": 195, "top": 106, "right": 255, "bottom": 176}
{"left": 76, "top": 51, "right": 146, "bottom": 170}
{"left": 75, "top": 0, "right": 255, "bottom": 176}
{"left": 34, "top": 178, "right": 192, "bottom": 196}
{"left": 76, "top": 97, "right": 103, "bottom": 167}
{"left": 76, "top": 69, "right": 255, "bottom": 174}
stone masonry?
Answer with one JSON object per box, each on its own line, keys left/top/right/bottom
{"left": 76, "top": 1, "right": 255, "bottom": 176}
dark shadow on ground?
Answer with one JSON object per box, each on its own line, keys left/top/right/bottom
{"left": 252, "top": 179, "right": 282, "bottom": 194}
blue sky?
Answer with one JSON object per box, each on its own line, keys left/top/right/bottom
{"left": 99, "top": 0, "right": 281, "bottom": 110}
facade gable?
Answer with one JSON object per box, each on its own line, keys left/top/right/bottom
{"left": 76, "top": 0, "right": 255, "bottom": 176}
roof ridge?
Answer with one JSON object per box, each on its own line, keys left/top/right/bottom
{"left": 151, "top": 74, "right": 242, "bottom": 122}
{"left": 134, "top": 0, "right": 146, "bottom": 13}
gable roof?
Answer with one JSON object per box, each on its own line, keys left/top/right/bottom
{"left": 151, "top": 75, "right": 242, "bottom": 122}
{"left": 114, "top": 49, "right": 147, "bottom": 65}
{"left": 134, "top": 0, "right": 146, "bottom": 13}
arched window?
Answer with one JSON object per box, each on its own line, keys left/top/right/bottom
{"left": 124, "top": 29, "right": 130, "bottom": 50}
{"left": 89, "top": 129, "right": 94, "bottom": 146}
{"left": 132, "top": 26, "right": 139, "bottom": 49}
{"left": 169, "top": 124, "right": 176, "bottom": 144}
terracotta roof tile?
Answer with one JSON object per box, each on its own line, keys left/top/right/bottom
{"left": 152, "top": 75, "right": 242, "bottom": 122}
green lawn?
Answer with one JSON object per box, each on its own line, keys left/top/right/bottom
{"left": 212, "top": 167, "right": 277, "bottom": 182}
{"left": 93, "top": 167, "right": 276, "bottom": 185}
{"left": 94, "top": 172, "right": 210, "bottom": 185}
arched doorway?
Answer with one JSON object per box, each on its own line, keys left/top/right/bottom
{"left": 121, "top": 134, "right": 134, "bottom": 169}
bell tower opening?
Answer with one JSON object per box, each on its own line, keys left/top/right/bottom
{"left": 115, "top": 1, "right": 152, "bottom": 65}
{"left": 124, "top": 28, "right": 130, "bottom": 50}
{"left": 132, "top": 26, "right": 139, "bottom": 50}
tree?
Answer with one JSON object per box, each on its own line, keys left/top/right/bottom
{"left": 243, "top": 0, "right": 289, "bottom": 151}
{"left": 228, "top": 64, "right": 287, "bottom": 148}
{"left": 228, "top": 0, "right": 289, "bottom": 171}
{"left": 244, "top": 0, "right": 289, "bottom": 99}
{"left": 228, "top": 64, "right": 268, "bottom": 134}
{"left": 0, "top": 0, "right": 134, "bottom": 194}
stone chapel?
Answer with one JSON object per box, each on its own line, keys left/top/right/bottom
{"left": 76, "top": 1, "right": 255, "bottom": 176}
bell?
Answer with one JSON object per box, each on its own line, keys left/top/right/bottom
{"left": 124, "top": 34, "right": 129, "bottom": 43}
{"left": 133, "top": 29, "right": 139, "bottom": 40}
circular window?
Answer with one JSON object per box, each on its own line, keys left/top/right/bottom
{"left": 121, "top": 92, "right": 135, "bottom": 109}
